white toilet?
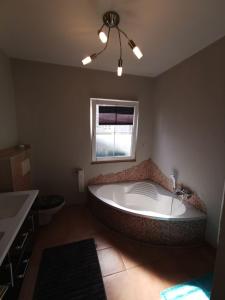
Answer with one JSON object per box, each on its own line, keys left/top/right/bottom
{"left": 34, "top": 195, "right": 65, "bottom": 225}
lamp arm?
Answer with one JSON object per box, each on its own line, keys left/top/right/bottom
{"left": 117, "top": 27, "right": 130, "bottom": 41}
{"left": 97, "top": 23, "right": 104, "bottom": 34}
{"left": 117, "top": 27, "right": 122, "bottom": 60}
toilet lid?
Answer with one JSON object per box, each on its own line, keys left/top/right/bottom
{"left": 33, "top": 195, "right": 65, "bottom": 210}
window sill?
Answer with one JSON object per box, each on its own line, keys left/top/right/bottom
{"left": 91, "top": 158, "right": 136, "bottom": 164}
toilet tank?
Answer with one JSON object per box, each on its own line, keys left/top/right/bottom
{"left": 0, "top": 145, "right": 32, "bottom": 192}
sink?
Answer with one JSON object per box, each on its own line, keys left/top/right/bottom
{"left": 0, "top": 194, "right": 28, "bottom": 219}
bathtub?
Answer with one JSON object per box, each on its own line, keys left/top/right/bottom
{"left": 88, "top": 181, "right": 207, "bottom": 245}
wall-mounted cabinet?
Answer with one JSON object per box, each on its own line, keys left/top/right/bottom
{"left": 0, "top": 146, "right": 31, "bottom": 192}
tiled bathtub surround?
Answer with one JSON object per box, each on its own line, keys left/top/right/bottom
{"left": 88, "top": 158, "right": 206, "bottom": 213}
{"left": 186, "top": 194, "right": 207, "bottom": 214}
{"left": 89, "top": 194, "right": 206, "bottom": 246}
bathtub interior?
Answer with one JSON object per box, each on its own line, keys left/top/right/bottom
{"left": 91, "top": 181, "right": 206, "bottom": 220}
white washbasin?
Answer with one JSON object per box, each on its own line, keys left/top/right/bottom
{"left": 0, "top": 194, "right": 28, "bottom": 219}
{"left": 0, "top": 190, "right": 39, "bottom": 266}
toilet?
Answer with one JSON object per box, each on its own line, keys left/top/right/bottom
{"left": 33, "top": 195, "right": 65, "bottom": 225}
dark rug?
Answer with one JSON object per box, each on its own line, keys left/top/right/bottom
{"left": 33, "top": 239, "right": 107, "bottom": 300}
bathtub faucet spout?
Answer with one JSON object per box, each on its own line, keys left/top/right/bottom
{"left": 170, "top": 174, "right": 177, "bottom": 192}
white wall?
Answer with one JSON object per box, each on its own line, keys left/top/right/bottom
{"left": 0, "top": 50, "right": 18, "bottom": 149}
{"left": 152, "top": 37, "right": 225, "bottom": 246}
{"left": 11, "top": 37, "right": 225, "bottom": 246}
{"left": 12, "top": 59, "right": 154, "bottom": 204}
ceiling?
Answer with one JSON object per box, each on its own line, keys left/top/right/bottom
{"left": 0, "top": 0, "right": 225, "bottom": 77}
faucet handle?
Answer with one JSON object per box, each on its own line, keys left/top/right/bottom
{"left": 181, "top": 187, "right": 193, "bottom": 198}
{"left": 175, "top": 186, "right": 193, "bottom": 199}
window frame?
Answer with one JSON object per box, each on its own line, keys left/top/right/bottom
{"left": 90, "top": 98, "right": 139, "bottom": 163}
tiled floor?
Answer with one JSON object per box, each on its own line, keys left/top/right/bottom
{"left": 19, "top": 205, "right": 216, "bottom": 300}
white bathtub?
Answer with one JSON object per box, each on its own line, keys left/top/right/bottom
{"left": 88, "top": 181, "right": 206, "bottom": 222}
{"left": 89, "top": 180, "right": 207, "bottom": 245}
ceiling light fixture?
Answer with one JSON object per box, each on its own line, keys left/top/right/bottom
{"left": 82, "top": 11, "right": 143, "bottom": 76}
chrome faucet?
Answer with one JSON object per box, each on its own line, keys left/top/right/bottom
{"left": 170, "top": 174, "right": 192, "bottom": 200}
{"left": 170, "top": 174, "right": 177, "bottom": 192}
{"left": 174, "top": 186, "right": 192, "bottom": 201}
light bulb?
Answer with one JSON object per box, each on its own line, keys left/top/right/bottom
{"left": 117, "top": 66, "right": 122, "bottom": 77}
{"left": 82, "top": 56, "right": 92, "bottom": 65}
{"left": 98, "top": 31, "right": 107, "bottom": 44}
{"left": 117, "top": 58, "right": 123, "bottom": 77}
{"left": 133, "top": 46, "right": 143, "bottom": 59}
{"left": 128, "top": 40, "right": 143, "bottom": 59}
{"left": 82, "top": 53, "right": 97, "bottom": 65}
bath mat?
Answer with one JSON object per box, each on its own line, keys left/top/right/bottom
{"left": 33, "top": 239, "right": 106, "bottom": 300}
{"left": 160, "top": 273, "right": 213, "bottom": 300}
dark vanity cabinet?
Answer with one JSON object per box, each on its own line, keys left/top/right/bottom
{"left": 0, "top": 210, "right": 38, "bottom": 299}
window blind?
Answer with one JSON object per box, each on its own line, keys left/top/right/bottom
{"left": 98, "top": 106, "right": 134, "bottom": 125}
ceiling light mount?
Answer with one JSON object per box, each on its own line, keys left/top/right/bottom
{"left": 103, "top": 11, "right": 120, "bottom": 28}
{"left": 82, "top": 11, "right": 143, "bottom": 76}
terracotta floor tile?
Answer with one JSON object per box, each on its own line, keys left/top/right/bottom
{"left": 118, "top": 240, "right": 172, "bottom": 270}
{"left": 128, "top": 260, "right": 189, "bottom": 300}
{"left": 19, "top": 205, "right": 216, "bottom": 300}
{"left": 18, "top": 260, "right": 39, "bottom": 300}
{"left": 180, "top": 254, "right": 214, "bottom": 278}
{"left": 140, "top": 244, "right": 172, "bottom": 265}
{"left": 168, "top": 245, "right": 215, "bottom": 278}
{"left": 103, "top": 271, "right": 136, "bottom": 300}
{"left": 128, "top": 265, "right": 165, "bottom": 300}
{"left": 92, "top": 232, "right": 114, "bottom": 250}
{"left": 151, "top": 258, "right": 191, "bottom": 286}
{"left": 97, "top": 247, "right": 126, "bottom": 277}
{"left": 119, "top": 241, "right": 145, "bottom": 269}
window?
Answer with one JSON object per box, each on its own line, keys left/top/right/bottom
{"left": 90, "top": 98, "right": 139, "bottom": 162}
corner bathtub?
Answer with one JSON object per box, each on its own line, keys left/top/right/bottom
{"left": 88, "top": 181, "right": 206, "bottom": 245}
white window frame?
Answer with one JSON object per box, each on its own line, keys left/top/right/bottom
{"left": 90, "top": 98, "right": 139, "bottom": 163}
